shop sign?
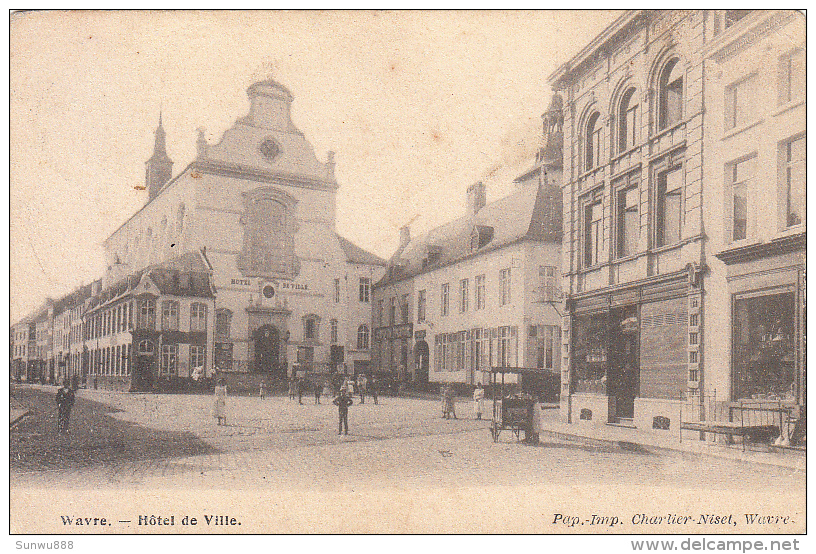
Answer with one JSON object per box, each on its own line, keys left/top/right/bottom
{"left": 375, "top": 324, "right": 413, "bottom": 341}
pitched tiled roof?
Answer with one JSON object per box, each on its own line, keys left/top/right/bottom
{"left": 336, "top": 234, "right": 387, "bottom": 266}
{"left": 376, "top": 183, "right": 561, "bottom": 287}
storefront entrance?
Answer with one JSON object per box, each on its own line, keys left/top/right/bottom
{"left": 608, "top": 307, "right": 639, "bottom": 421}
{"left": 253, "top": 324, "right": 281, "bottom": 374}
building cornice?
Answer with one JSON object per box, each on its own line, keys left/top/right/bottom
{"left": 714, "top": 233, "right": 806, "bottom": 266}
{"left": 707, "top": 11, "right": 797, "bottom": 63}
{"left": 193, "top": 158, "right": 338, "bottom": 192}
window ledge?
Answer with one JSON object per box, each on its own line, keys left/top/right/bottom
{"left": 772, "top": 99, "right": 805, "bottom": 118}
{"left": 722, "top": 118, "right": 764, "bottom": 141}
{"left": 651, "top": 234, "right": 703, "bottom": 255}
{"left": 577, "top": 262, "right": 609, "bottom": 275}
{"left": 613, "top": 251, "right": 646, "bottom": 264}
{"left": 650, "top": 119, "right": 687, "bottom": 142}
{"left": 577, "top": 164, "right": 605, "bottom": 182}
{"left": 611, "top": 145, "right": 641, "bottom": 164}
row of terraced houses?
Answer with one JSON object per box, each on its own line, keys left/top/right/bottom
{"left": 12, "top": 11, "right": 805, "bottom": 440}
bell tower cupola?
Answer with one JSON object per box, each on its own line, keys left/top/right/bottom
{"left": 145, "top": 113, "right": 173, "bottom": 202}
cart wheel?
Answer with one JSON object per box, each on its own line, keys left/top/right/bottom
{"left": 490, "top": 422, "right": 499, "bottom": 442}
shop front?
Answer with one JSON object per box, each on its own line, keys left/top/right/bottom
{"left": 568, "top": 270, "right": 696, "bottom": 432}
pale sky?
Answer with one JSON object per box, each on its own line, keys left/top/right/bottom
{"left": 9, "top": 10, "right": 620, "bottom": 322}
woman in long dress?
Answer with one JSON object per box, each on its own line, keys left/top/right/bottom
{"left": 213, "top": 378, "right": 227, "bottom": 426}
{"left": 472, "top": 383, "right": 485, "bottom": 420}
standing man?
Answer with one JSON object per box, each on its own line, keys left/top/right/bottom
{"left": 297, "top": 377, "right": 304, "bottom": 405}
{"left": 55, "top": 380, "right": 75, "bottom": 435}
{"left": 314, "top": 380, "right": 322, "bottom": 405}
{"left": 358, "top": 373, "right": 367, "bottom": 404}
{"left": 473, "top": 383, "right": 485, "bottom": 420}
{"left": 333, "top": 389, "right": 353, "bottom": 435}
{"left": 370, "top": 375, "right": 379, "bottom": 405}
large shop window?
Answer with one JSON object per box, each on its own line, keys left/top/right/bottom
{"left": 573, "top": 314, "right": 608, "bottom": 394}
{"left": 733, "top": 291, "right": 797, "bottom": 401}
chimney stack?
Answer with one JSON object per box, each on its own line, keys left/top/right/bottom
{"left": 399, "top": 225, "right": 411, "bottom": 248}
{"left": 466, "top": 182, "right": 486, "bottom": 217}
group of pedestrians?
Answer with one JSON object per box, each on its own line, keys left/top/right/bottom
{"left": 441, "top": 382, "right": 486, "bottom": 421}
{"left": 209, "top": 373, "right": 383, "bottom": 435}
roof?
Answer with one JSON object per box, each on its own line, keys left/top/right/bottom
{"left": 87, "top": 251, "right": 215, "bottom": 313}
{"left": 376, "top": 182, "right": 561, "bottom": 287}
{"left": 336, "top": 234, "right": 387, "bottom": 266}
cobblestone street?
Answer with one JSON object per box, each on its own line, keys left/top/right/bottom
{"left": 10, "top": 384, "right": 806, "bottom": 533}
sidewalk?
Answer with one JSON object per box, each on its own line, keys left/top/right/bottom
{"left": 536, "top": 407, "right": 805, "bottom": 471}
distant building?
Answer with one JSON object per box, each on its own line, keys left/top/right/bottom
{"left": 82, "top": 251, "right": 215, "bottom": 391}
{"left": 374, "top": 97, "right": 564, "bottom": 389}
{"left": 103, "top": 79, "right": 385, "bottom": 382}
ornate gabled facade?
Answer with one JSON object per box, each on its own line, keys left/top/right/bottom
{"left": 104, "top": 79, "right": 385, "bottom": 382}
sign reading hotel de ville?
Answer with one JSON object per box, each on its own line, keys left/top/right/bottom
{"left": 9, "top": 10, "right": 805, "bottom": 540}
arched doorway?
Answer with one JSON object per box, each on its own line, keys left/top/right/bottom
{"left": 414, "top": 340, "right": 429, "bottom": 384}
{"left": 253, "top": 324, "right": 281, "bottom": 374}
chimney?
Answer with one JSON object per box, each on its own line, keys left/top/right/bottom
{"left": 399, "top": 225, "right": 411, "bottom": 248}
{"left": 466, "top": 182, "right": 486, "bottom": 216}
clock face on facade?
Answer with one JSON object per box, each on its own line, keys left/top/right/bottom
{"left": 259, "top": 139, "right": 281, "bottom": 162}
{"left": 263, "top": 285, "right": 275, "bottom": 298}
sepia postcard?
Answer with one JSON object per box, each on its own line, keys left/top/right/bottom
{"left": 9, "top": 10, "right": 806, "bottom": 539}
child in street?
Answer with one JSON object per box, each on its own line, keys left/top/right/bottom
{"left": 333, "top": 390, "right": 353, "bottom": 435}
{"left": 259, "top": 381, "right": 266, "bottom": 400}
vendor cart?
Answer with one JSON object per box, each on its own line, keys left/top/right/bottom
{"left": 488, "top": 366, "right": 554, "bottom": 442}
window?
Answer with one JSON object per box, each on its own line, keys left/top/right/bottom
{"left": 617, "top": 183, "right": 640, "bottom": 258}
{"left": 539, "top": 266, "right": 558, "bottom": 302}
{"left": 724, "top": 75, "right": 756, "bottom": 131}
{"left": 190, "top": 345, "right": 206, "bottom": 371}
{"left": 237, "top": 192, "right": 296, "bottom": 277}
{"left": 656, "top": 166, "right": 683, "bottom": 246}
{"left": 460, "top": 279, "right": 469, "bottom": 313}
{"left": 161, "top": 300, "right": 179, "bottom": 331}
{"left": 377, "top": 300, "right": 384, "bottom": 326}
{"left": 441, "top": 283, "right": 450, "bottom": 316}
{"left": 435, "top": 334, "right": 449, "bottom": 371}
{"left": 497, "top": 326, "right": 517, "bottom": 368}
{"left": 115, "top": 345, "right": 121, "bottom": 375}
{"left": 357, "top": 325, "right": 369, "bottom": 350}
{"left": 330, "top": 319, "right": 338, "bottom": 344}
{"left": 215, "top": 309, "right": 232, "bottom": 340}
{"left": 334, "top": 278, "right": 341, "bottom": 303}
{"left": 475, "top": 275, "right": 486, "bottom": 310}
{"left": 190, "top": 302, "right": 207, "bottom": 332}
{"left": 536, "top": 326, "right": 559, "bottom": 370}
{"left": 359, "top": 277, "right": 371, "bottom": 302}
{"left": 499, "top": 269, "right": 511, "bottom": 306}
{"left": 779, "top": 49, "right": 805, "bottom": 106}
{"left": 160, "top": 344, "right": 177, "bottom": 375}
{"left": 729, "top": 157, "right": 755, "bottom": 242}
{"left": 401, "top": 294, "right": 409, "bottom": 324}
{"left": 389, "top": 297, "right": 396, "bottom": 325}
{"left": 417, "top": 290, "right": 426, "bottom": 323}
{"left": 618, "top": 87, "right": 638, "bottom": 152}
{"left": 585, "top": 111, "right": 602, "bottom": 171}
{"left": 122, "top": 303, "right": 128, "bottom": 332}
{"left": 303, "top": 316, "right": 318, "bottom": 341}
{"left": 782, "top": 136, "right": 805, "bottom": 227}
{"left": 137, "top": 298, "right": 156, "bottom": 330}
{"left": 297, "top": 346, "right": 314, "bottom": 364}
{"left": 659, "top": 58, "right": 683, "bottom": 130}
{"left": 584, "top": 198, "right": 603, "bottom": 266}
{"left": 732, "top": 291, "right": 797, "bottom": 401}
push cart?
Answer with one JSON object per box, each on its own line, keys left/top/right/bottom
{"left": 488, "top": 366, "right": 554, "bottom": 442}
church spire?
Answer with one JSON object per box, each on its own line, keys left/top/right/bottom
{"left": 145, "top": 112, "right": 173, "bottom": 202}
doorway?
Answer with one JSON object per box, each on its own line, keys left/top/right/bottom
{"left": 414, "top": 340, "right": 429, "bottom": 383}
{"left": 253, "top": 324, "right": 281, "bottom": 374}
{"left": 608, "top": 306, "right": 639, "bottom": 421}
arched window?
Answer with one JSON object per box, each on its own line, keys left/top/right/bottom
{"left": 138, "top": 339, "right": 153, "bottom": 355}
{"left": 618, "top": 87, "right": 638, "bottom": 152}
{"left": 190, "top": 302, "right": 208, "bottom": 332}
{"left": 585, "top": 112, "right": 602, "bottom": 171}
{"left": 659, "top": 58, "right": 683, "bottom": 130}
{"left": 357, "top": 324, "right": 370, "bottom": 350}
